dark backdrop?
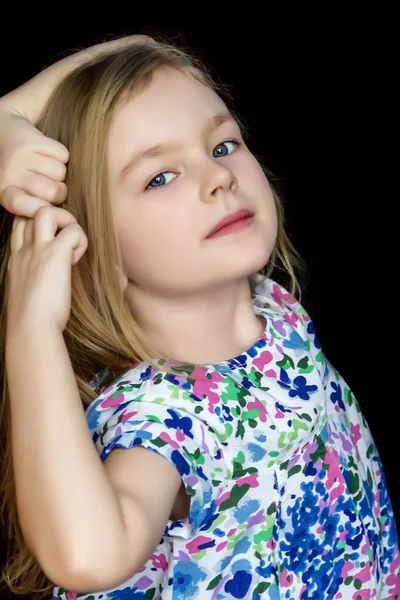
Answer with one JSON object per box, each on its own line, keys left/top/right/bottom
{"left": 0, "top": 4, "right": 398, "bottom": 598}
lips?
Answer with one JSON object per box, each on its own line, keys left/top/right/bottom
{"left": 206, "top": 208, "right": 254, "bottom": 239}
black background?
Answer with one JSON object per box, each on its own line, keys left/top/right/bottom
{"left": 0, "top": 3, "right": 398, "bottom": 598}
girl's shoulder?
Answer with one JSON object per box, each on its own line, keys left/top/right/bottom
{"left": 250, "top": 274, "right": 311, "bottom": 331}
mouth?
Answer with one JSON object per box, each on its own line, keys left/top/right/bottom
{"left": 206, "top": 208, "right": 255, "bottom": 239}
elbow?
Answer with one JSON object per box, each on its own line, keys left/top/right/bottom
{"left": 41, "top": 545, "right": 139, "bottom": 594}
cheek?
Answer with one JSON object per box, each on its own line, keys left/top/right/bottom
{"left": 116, "top": 207, "right": 193, "bottom": 278}
{"left": 248, "top": 162, "right": 278, "bottom": 221}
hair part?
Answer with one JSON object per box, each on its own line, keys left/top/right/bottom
{"left": 0, "top": 35, "right": 303, "bottom": 597}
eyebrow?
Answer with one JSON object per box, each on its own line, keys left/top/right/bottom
{"left": 120, "top": 111, "right": 236, "bottom": 179}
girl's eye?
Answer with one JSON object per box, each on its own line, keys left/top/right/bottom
{"left": 146, "top": 171, "right": 176, "bottom": 190}
{"left": 213, "top": 140, "right": 239, "bottom": 158}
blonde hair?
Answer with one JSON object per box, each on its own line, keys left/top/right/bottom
{"left": 0, "top": 36, "right": 303, "bottom": 597}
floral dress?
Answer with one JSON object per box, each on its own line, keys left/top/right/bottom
{"left": 54, "top": 276, "right": 399, "bottom": 600}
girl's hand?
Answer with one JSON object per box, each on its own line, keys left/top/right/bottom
{"left": 0, "top": 109, "right": 69, "bottom": 218}
{"left": 6, "top": 206, "right": 87, "bottom": 336}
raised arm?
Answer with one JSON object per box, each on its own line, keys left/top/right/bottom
{"left": 0, "top": 35, "right": 149, "bottom": 217}
{"left": 0, "top": 35, "right": 150, "bottom": 123}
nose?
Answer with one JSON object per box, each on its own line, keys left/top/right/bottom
{"left": 200, "top": 159, "right": 238, "bottom": 204}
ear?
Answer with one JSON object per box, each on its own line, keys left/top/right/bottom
{"left": 115, "top": 264, "right": 128, "bottom": 292}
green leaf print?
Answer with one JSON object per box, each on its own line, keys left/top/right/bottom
{"left": 288, "top": 464, "right": 302, "bottom": 478}
{"left": 236, "top": 420, "right": 245, "bottom": 440}
{"left": 297, "top": 356, "right": 314, "bottom": 374}
{"left": 219, "top": 483, "right": 250, "bottom": 510}
{"left": 276, "top": 354, "right": 295, "bottom": 370}
{"left": 145, "top": 414, "right": 162, "bottom": 424}
{"left": 145, "top": 589, "right": 156, "bottom": 599}
{"left": 349, "top": 471, "right": 361, "bottom": 494}
{"left": 300, "top": 412, "right": 312, "bottom": 422}
{"left": 151, "top": 437, "right": 167, "bottom": 448}
{"left": 233, "top": 460, "right": 257, "bottom": 479}
{"left": 344, "top": 387, "right": 355, "bottom": 407}
{"left": 254, "top": 582, "right": 271, "bottom": 594}
{"left": 242, "top": 409, "right": 260, "bottom": 421}
{"left": 310, "top": 436, "right": 327, "bottom": 464}
{"left": 207, "top": 573, "right": 223, "bottom": 590}
{"left": 236, "top": 451, "right": 246, "bottom": 464}
{"left": 153, "top": 396, "right": 166, "bottom": 404}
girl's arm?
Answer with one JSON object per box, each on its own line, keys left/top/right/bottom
{"left": 0, "top": 35, "right": 148, "bottom": 217}
{"left": 7, "top": 327, "right": 181, "bottom": 592}
{"left": 0, "top": 35, "right": 149, "bottom": 123}
{"left": 6, "top": 206, "right": 181, "bottom": 592}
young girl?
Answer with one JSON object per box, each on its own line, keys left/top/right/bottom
{"left": 0, "top": 36, "right": 398, "bottom": 600}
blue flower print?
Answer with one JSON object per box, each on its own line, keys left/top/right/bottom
{"left": 283, "top": 330, "right": 308, "bottom": 355}
{"left": 173, "top": 561, "right": 207, "bottom": 598}
{"left": 108, "top": 586, "right": 145, "bottom": 599}
{"left": 165, "top": 408, "right": 194, "bottom": 438}
{"left": 278, "top": 370, "right": 318, "bottom": 400}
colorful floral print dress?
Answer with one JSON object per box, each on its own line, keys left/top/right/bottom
{"left": 54, "top": 276, "right": 399, "bottom": 600}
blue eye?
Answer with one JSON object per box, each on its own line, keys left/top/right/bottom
{"left": 213, "top": 140, "right": 238, "bottom": 158}
{"left": 147, "top": 171, "right": 176, "bottom": 189}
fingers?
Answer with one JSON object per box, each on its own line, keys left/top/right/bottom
{"left": 54, "top": 222, "right": 88, "bottom": 265}
{"left": 32, "top": 206, "right": 78, "bottom": 244}
{"left": 37, "top": 137, "right": 69, "bottom": 165}
{"left": 20, "top": 128, "right": 69, "bottom": 164}
{"left": 21, "top": 172, "right": 67, "bottom": 203}
{"left": 1, "top": 186, "right": 53, "bottom": 218}
{"left": 9, "top": 206, "right": 87, "bottom": 265}
{"left": 1, "top": 181, "right": 66, "bottom": 218}
{"left": 28, "top": 155, "right": 67, "bottom": 181}
{"left": 23, "top": 217, "right": 34, "bottom": 246}
{"left": 10, "top": 216, "right": 26, "bottom": 253}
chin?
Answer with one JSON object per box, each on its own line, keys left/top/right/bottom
{"left": 219, "top": 244, "right": 272, "bottom": 283}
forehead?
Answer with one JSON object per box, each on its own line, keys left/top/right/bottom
{"left": 109, "top": 67, "right": 228, "bottom": 145}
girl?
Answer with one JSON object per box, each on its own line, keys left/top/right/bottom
{"left": 0, "top": 36, "right": 399, "bottom": 600}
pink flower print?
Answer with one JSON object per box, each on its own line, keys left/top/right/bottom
{"left": 353, "top": 590, "right": 371, "bottom": 600}
{"left": 271, "top": 283, "right": 296, "bottom": 307}
{"left": 350, "top": 423, "right": 362, "bottom": 445}
{"left": 193, "top": 371, "right": 223, "bottom": 413}
{"left": 217, "top": 540, "right": 228, "bottom": 552}
{"left": 280, "top": 567, "right": 294, "bottom": 588}
{"left": 325, "top": 449, "right": 345, "bottom": 501}
{"left": 216, "top": 491, "right": 231, "bottom": 507}
{"left": 121, "top": 409, "right": 138, "bottom": 423}
{"left": 186, "top": 535, "right": 213, "bottom": 554}
{"left": 253, "top": 350, "right": 276, "bottom": 378}
{"left": 284, "top": 311, "right": 299, "bottom": 328}
{"left": 247, "top": 397, "right": 268, "bottom": 422}
{"left": 101, "top": 393, "right": 125, "bottom": 408}
{"left": 160, "top": 431, "right": 180, "bottom": 449}
{"left": 341, "top": 561, "right": 353, "bottom": 579}
{"left": 236, "top": 473, "right": 259, "bottom": 488}
{"left": 150, "top": 553, "right": 169, "bottom": 571}
{"left": 356, "top": 563, "right": 372, "bottom": 584}
{"left": 387, "top": 555, "right": 400, "bottom": 595}
{"left": 275, "top": 404, "right": 285, "bottom": 419}
{"left": 66, "top": 593, "right": 78, "bottom": 600}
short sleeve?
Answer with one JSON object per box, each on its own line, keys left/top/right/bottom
{"left": 263, "top": 278, "right": 378, "bottom": 464}
{"left": 88, "top": 393, "right": 227, "bottom": 533}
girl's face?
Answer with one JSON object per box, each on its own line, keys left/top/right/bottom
{"left": 107, "top": 67, "right": 277, "bottom": 298}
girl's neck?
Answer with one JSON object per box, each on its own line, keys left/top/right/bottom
{"left": 125, "top": 277, "right": 265, "bottom": 366}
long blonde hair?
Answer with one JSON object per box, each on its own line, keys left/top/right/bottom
{"left": 0, "top": 36, "right": 303, "bottom": 597}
